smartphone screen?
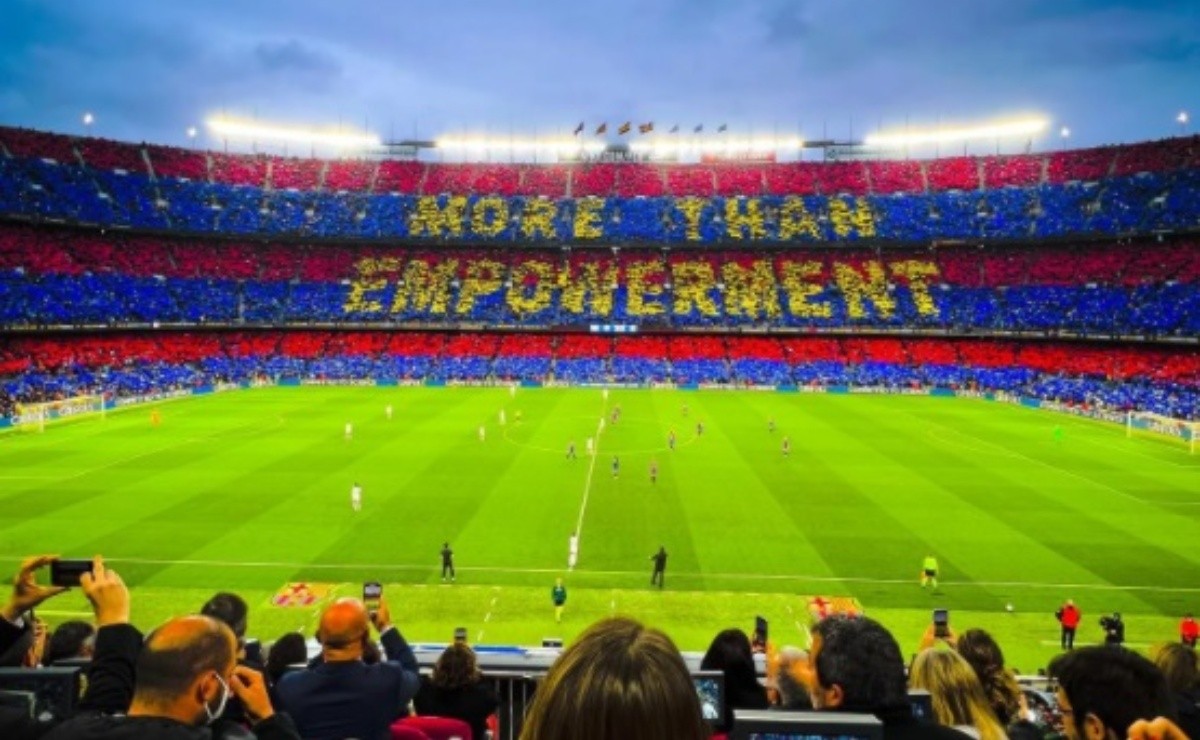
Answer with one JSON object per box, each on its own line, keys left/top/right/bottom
{"left": 363, "top": 582, "right": 382, "bottom": 613}
{"left": 454, "top": 627, "right": 468, "bottom": 644}
{"left": 49, "top": 559, "right": 92, "bottom": 588}
{"left": 932, "top": 609, "right": 949, "bottom": 638}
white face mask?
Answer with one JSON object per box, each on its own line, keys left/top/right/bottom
{"left": 203, "top": 672, "right": 230, "bottom": 725}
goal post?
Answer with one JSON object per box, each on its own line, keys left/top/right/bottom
{"left": 1127, "top": 411, "right": 1198, "bottom": 454}
{"left": 12, "top": 394, "right": 107, "bottom": 433}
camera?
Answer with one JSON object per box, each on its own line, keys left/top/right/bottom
{"left": 1100, "top": 613, "right": 1125, "bottom": 645}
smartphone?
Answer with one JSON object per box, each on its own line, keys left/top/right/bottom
{"left": 753, "top": 616, "right": 769, "bottom": 647}
{"left": 932, "top": 608, "right": 950, "bottom": 639}
{"left": 363, "top": 582, "right": 382, "bottom": 613}
{"left": 49, "top": 559, "right": 92, "bottom": 588}
{"left": 454, "top": 627, "right": 468, "bottom": 644}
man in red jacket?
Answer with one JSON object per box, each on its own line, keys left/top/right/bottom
{"left": 1057, "top": 599, "right": 1081, "bottom": 650}
{"left": 1181, "top": 613, "right": 1198, "bottom": 648}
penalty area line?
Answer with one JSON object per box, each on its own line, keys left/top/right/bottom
{"left": 5, "top": 555, "right": 1200, "bottom": 595}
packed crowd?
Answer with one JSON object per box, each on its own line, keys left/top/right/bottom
{"left": 2, "top": 128, "right": 1199, "bottom": 242}
{"left": 1, "top": 332, "right": 1197, "bottom": 420}
{"left": 3, "top": 125, "right": 1198, "bottom": 195}
{"left": 1, "top": 226, "right": 1198, "bottom": 337}
{"left": 2, "top": 557, "right": 1196, "bottom": 740}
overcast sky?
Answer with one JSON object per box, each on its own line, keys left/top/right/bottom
{"left": 0, "top": 0, "right": 1196, "bottom": 154}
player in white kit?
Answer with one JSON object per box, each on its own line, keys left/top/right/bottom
{"left": 568, "top": 532, "right": 579, "bottom": 570}
{"left": 385, "top": 404, "right": 393, "bottom": 420}
{"left": 351, "top": 482, "right": 362, "bottom": 511}
{"left": 344, "top": 422, "right": 353, "bottom": 440}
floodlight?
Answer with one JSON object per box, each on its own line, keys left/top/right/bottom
{"left": 206, "top": 117, "right": 380, "bottom": 149}
{"left": 1060, "top": 126, "right": 1071, "bottom": 138}
{"left": 865, "top": 117, "right": 1049, "bottom": 147}
{"left": 186, "top": 126, "right": 198, "bottom": 139}
{"left": 1179, "top": 111, "right": 1190, "bottom": 124}
{"left": 82, "top": 112, "right": 94, "bottom": 126}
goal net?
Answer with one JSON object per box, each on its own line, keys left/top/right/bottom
{"left": 1127, "top": 411, "right": 1199, "bottom": 454}
{"left": 12, "top": 394, "right": 107, "bottom": 432}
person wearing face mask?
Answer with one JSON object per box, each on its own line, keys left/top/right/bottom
{"left": 274, "top": 596, "right": 420, "bottom": 740}
{"left": 43, "top": 613, "right": 299, "bottom": 740}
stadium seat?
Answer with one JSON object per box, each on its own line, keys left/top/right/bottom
{"left": 392, "top": 716, "right": 473, "bottom": 740}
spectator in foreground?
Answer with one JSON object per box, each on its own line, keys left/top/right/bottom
{"left": 43, "top": 620, "right": 96, "bottom": 665}
{"left": 265, "top": 632, "right": 308, "bottom": 688}
{"left": 1150, "top": 643, "right": 1200, "bottom": 739}
{"left": 908, "top": 648, "right": 1007, "bottom": 740}
{"left": 519, "top": 616, "right": 708, "bottom": 740}
{"left": 1049, "top": 645, "right": 1175, "bottom": 740}
{"left": 700, "top": 628, "right": 769, "bottom": 731}
{"left": 769, "top": 646, "right": 813, "bottom": 710}
{"left": 807, "top": 615, "right": 970, "bottom": 739}
{"left": 275, "top": 596, "right": 419, "bottom": 740}
{"left": 46, "top": 611, "right": 297, "bottom": 740}
{"left": 200, "top": 591, "right": 260, "bottom": 724}
{"left": 956, "top": 628, "right": 1026, "bottom": 726}
{"left": 413, "top": 642, "right": 498, "bottom": 740}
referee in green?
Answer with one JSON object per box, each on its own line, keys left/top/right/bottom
{"left": 552, "top": 578, "right": 567, "bottom": 623}
{"left": 921, "top": 554, "right": 939, "bottom": 589}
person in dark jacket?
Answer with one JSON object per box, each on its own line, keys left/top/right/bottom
{"left": 808, "top": 615, "right": 972, "bottom": 740}
{"left": 275, "top": 596, "right": 419, "bottom": 740}
{"left": 1101, "top": 612, "right": 1126, "bottom": 646}
{"left": 413, "top": 642, "right": 498, "bottom": 740}
{"left": 700, "top": 629, "right": 769, "bottom": 731}
{"left": 200, "top": 592, "right": 262, "bottom": 725}
{"left": 43, "top": 610, "right": 298, "bottom": 740}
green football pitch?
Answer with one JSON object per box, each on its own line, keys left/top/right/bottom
{"left": 2, "top": 386, "right": 1197, "bottom": 671}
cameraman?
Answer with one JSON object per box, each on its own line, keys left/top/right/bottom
{"left": 1100, "top": 611, "right": 1125, "bottom": 646}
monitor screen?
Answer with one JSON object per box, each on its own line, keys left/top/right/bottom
{"left": 0, "top": 667, "right": 82, "bottom": 722}
{"left": 692, "top": 670, "right": 725, "bottom": 726}
{"left": 730, "top": 709, "right": 884, "bottom": 740}
{"left": 908, "top": 689, "right": 933, "bottom": 723}
{"left": 0, "top": 690, "right": 36, "bottom": 719}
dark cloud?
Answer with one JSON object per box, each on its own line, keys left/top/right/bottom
{"left": 253, "top": 40, "right": 343, "bottom": 77}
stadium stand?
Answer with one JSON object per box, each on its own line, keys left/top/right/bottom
{"left": 0, "top": 126, "right": 1197, "bottom": 426}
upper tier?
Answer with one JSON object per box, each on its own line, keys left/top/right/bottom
{"left": 1, "top": 125, "right": 1199, "bottom": 243}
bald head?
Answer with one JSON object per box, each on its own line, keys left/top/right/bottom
{"left": 134, "top": 615, "right": 236, "bottom": 706}
{"left": 319, "top": 598, "right": 370, "bottom": 651}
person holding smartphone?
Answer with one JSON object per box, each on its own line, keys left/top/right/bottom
{"left": 275, "top": 594, "right": 420, "bottom": 740}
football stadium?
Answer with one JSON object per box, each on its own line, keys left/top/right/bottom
{"left": 1, "top": 4, "right": 1199, "bottom": 739}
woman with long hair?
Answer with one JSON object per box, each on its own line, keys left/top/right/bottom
{"left": 414, "top": 642, "right": 498, "bottom": 740}
{"left": 700, "top": 628, "right": 769, "bottom": 731}
{"left": 956, "top": 629, "right": 1026, "bottom": 726}
{"left": 909, "top": 648, "right": 1008, "bottom": 740}
{"left": 519, "top": 616, "right": 708, "bottom": 740}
